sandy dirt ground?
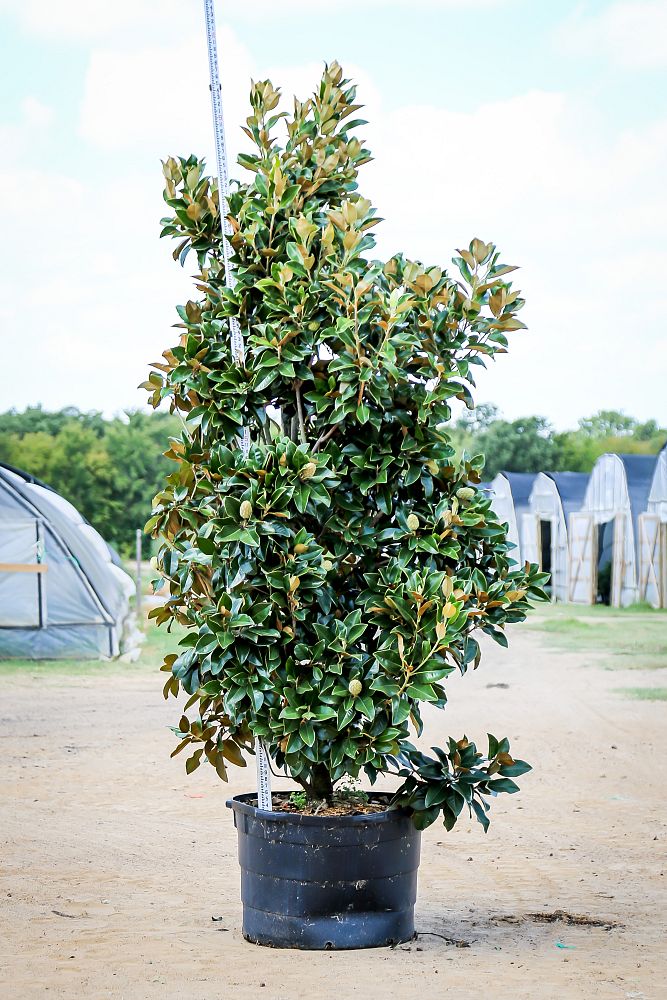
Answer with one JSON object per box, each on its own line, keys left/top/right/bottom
{"left": 1, "top": 621, "right": 666, "bottom": 1000}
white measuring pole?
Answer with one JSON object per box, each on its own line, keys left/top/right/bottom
{"left": 203, "top": 0, "right": 272, "bottom": 812}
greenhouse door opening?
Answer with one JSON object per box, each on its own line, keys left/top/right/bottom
{"left": 596, "top": 520, "right": 614, "bottom": 605}
{"left": 540, "top": 520, "right": 553, "bottom": 574}
{"left": 537, "top": 518, "right": 555, "bottom": 600}
{"left": 596, "top": 517, "right": 625, "bottom": 607}
{"left": 519, "top": 512, "right": 556, "bottom": 598}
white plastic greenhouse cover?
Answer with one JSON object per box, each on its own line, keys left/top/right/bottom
{"left": 488, "top": 472, "right": 537, "bottom": 566}
{"left": 570, "top": 453, "right": 657, "bottom": 607}
{"left": 523, "top": 472, "right": 589, "bottom": 602}
{"left": 0, "top": 463, "right": 139, "bottom": 659}
{"left": 640, "top": 444, "right": 667, "bottom": 607}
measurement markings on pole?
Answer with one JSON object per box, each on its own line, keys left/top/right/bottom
{"left": 202, "top": 0, "right": 272, "bottom": 811}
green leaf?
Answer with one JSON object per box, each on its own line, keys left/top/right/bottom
{"left": 487, "top": 777, "right": 520, "bottom": 794}
{"left": 424, "top": 784, "right": 447, "bottom": 808}
{"left": 300, "top": 721, "right": 315, "bottom": 747}
{"left": 279, "top": 184, "right": 301, "bottom": 209}
{"left": 356, "top": 695, "right": 375, "bottom": 720}
{"left": 472, "top": 799, "right": 490, "bottom": 832}
{"left": 412, "top": 806, "right": 440, "bottom": 830}
{"left": 185, "top": 749, "right": 203, "bottom": 775}
{"left": 498, "top": 760, "right": 531, "bottom": 778}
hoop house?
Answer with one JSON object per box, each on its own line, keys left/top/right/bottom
{"left": 521, "top": 472, "right": 589, "bottom": 602}
{"left": 0, "top": 463, "right": 137, "bottom": 659}
{"left": 488, "top": 472, "right": 537, "bottom": 566}
{"left": 639, "top": 444, "right": 667, "bottom": 607}
{"left": 568, "top": 454, "right": 656, "bottom": 607}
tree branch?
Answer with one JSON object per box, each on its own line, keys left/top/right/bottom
{"left": 295, "top": 380, "right": 308, "bottom": 445}
{"left": 312, "top": 424, "right": 339, "bottom": 454}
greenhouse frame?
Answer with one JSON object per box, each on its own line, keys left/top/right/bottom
{"left": 568, "top": 453, "right": 657, "bottom": 607}
{"left": 521, "top": 472, "right": 590, "bottom": 602}
{"left": 640, "top": 444, "right": 667, "bottom": 608}
{"left": 488, "top": 472, "right": 537, "bottom": 567}
{"left": 0, "top": 463, "right": 137, "bottom": 659}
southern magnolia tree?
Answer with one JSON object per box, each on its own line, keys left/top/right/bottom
{"left": 145, "top": 64, "right": 548, "bottom": 830}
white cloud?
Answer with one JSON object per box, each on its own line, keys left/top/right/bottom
{"left": 558, "top": 1, "right": 667, "bottom": 69}
{"left": 0, "top": 164, "right": 192, "bottom": 412}
{"left": 359, "top": 87, "right": 667, "bottom": 425}
{"left": 413, "top": 96, "right": 662, "bottom": 420}
{"left": 232, "top": 0, "right": 503, "bottom": 12}
{"left": 79, "top": 36, "right": 224, "bottom": 155}
{"left": 20, "top": 96, "right": 54, "bottom": 128}
{"left": 0, "top": 0, "right": 196, "bottom": 42}
{"left": 2, "top": 0, "right": 502, "bottom": 41}
{"left": 78, "top": 30, "right": 380, "bottom": 166}
{"left": 2, "top": 17, "right": 667, "bottom": 427}
{"left": 0, "top": 97, "right": 52, "bottom": 156}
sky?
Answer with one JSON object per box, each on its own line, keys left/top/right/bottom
{"left": 0, "top": 0, "right": 666, "bottom": 431}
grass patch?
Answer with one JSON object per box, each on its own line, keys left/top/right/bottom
{"left": 617, "top": 687, "right": 667, "bottom": 701}
{"left": 529, "top": 601, "right": 662, "bottom": 619}
{"left": 527, "top": 607, "right": 667, "bottom": 670}
{"left": 0, "top": 620, "right": 185, "bottom": 677}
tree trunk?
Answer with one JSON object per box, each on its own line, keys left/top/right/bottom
{"left": 310, "top": 763, "right": 334, "bottom": 804}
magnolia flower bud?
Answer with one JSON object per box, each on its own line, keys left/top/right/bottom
{"left": 294, "top": 543, "right": 309, "bottom": 555}
{"left": 321, "top": 559, "right": 333, "bottom": 572}
{"left": 239, "top": 500, "right": 253, "bottom": 520}
{"left": 300, "top": 462, "right": 317, "bottom": 480}
{"left": 348, "top": 679, "right": 362, "bottom": 697}
{"left": 442, "top": 576, "right": 454, "bottom": 598}
{"left": 442, "top": 602, "right": 457, "bottom": 619}
{"left": 456, "top": 487, "right": 475, "bottom": 502}
{"left": 279, "top": 453, "right": 288, "bottom": 467}
{"left": 406, "top": 513, "right": 420, "bottom": 532}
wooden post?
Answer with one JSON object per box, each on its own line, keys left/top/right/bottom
{"left": 135, "top": 528, "right": 142, "bottom": 617}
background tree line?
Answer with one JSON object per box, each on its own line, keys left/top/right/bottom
{"left": 0, "top": 405, "right": 664, "bottom": 554}
{"left": 0, "top": 407, "right": 179, "bottom": 555}
{"left": 451, "top": 405, "right": 666, "bottom": 480}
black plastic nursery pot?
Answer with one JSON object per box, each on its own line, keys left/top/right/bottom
{"left": 226, "top": 792, "right": 421, "bottom": 950}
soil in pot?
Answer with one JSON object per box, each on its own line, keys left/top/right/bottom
{"left": 249, "top": 790, "right": 389, "bottom": 817}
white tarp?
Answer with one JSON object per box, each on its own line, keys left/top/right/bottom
{"left": 0, "top": 464, "right": 139, "bottom": 660}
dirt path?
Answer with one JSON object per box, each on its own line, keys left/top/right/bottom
{"left": 1, "top": 626, "right": 665, "bottom": 999}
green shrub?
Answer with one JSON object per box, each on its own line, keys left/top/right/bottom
{"left": 146, "top": 63, "right": 548, "bottom": 830}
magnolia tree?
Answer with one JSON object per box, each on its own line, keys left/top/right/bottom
{"left": 145, "top": 64, "right": 548, "bottom": 830}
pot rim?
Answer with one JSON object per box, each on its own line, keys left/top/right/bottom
{"left": 226, "top": 790, "right": 408, "bottom": 827}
